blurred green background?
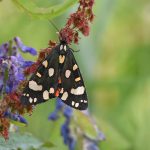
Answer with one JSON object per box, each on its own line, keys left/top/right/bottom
{"left": 0, "top": 0, "right": 150, "bottom": 150}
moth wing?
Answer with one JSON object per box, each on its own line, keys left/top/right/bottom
{"left": 59, "top": 49, "right": 88, "bottom": 110}
{"left": 21, "top": 46, "right": 60, "bottom": 105}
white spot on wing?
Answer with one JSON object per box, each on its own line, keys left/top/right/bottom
{"left": 64, "top": 45, "right": 67, "bottom": 51}
{"left": 60, "top": 88, "right": 64, "bottom": 94}
{"left": 61, "top": 92, "right": 68, "bottom": 101}
{"left": 43, "top": 90, "right": 49, "bottom": 100}
{"left": 60, "top": 45, "right": 63, "bottom": 50}
{"left": 36, "top": 72, "right": 42, "bottom": 78}
{"left": 81, "top": 100, "right": 87, "bottom": 103}
{"left": 26, "top": 94, "right": 29, "bottom": 97}
{"left": 29, "top": 97, "right": 33, "bottom": 103}
{"left": 75, "top": 103, "right": 79, "bottom": 108}
{"left": 34, "top": 98, "right": 37, "bottom": 103}
{"left": 65, "top": 70, "right": 71, "bottom": 78}
{"left": 42, "top": 60, "right": 48, "bottom": 68}
{"left": 72, "top": 101, "right": 75, "bottom": 106}
{"left": 29, "top": 80, "right": 42, "bottom": 91}
{"left": 71, "top": 89, "right": 75, "bottom": 95}
{"left": 48, "top": 68, "right": 54, "bottom": 77}
{"left": 71, "top": 86, "right": 85, "bottom": 95}
{"left": 73, "top": 64, "right": 78, "bottom": 70}
{"left": 49, "top": 87, "right": 54, "bottom": 94}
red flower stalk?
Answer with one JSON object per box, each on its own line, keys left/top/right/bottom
{"left": 0, "top": 100, "right": 10, "bottom": 140}
{"left": 0, "top": 89, "right": 33, "bottom": 140}
{"left": 0, "top": 118, "right": 9, "bottom": 140}
{"left": 59, "top": 0, "right": 95, "bottom": 44}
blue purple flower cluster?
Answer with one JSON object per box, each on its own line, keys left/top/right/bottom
{"left": 0, "top": 37, "right": 37, "bottom": 129}
{"left": 49, "top": 98, "right": 76, "bottom": 150}
{"left": 49, "top": 99, "right": 105, "bottom": 150}
{"left": 0, "top": 37, "right": 36, "bottom": 95}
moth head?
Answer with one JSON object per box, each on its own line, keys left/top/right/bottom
{"left": 59, "top": 42, "right": 67, "bottom": 52}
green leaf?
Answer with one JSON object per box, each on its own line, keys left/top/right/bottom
{"left": 40, "top": 141, "right": 55, "bottom": 148}
{"left": 0, "top": 132, "right": 42, "bottom": 150}
{"left": 12, "top": 0, "right": 78, "bottom": 19}
{"left": 73, "top": 110, "right": 98, "bottom": 139}
{"left": 75, "top": 134, "right": 84, "bottom": 150}
{"left": 10, "top": 120, "right": 27, "bottom": 127}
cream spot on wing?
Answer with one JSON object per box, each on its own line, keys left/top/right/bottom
{"left": 60, "top": 88, "right": 64, "bottom": 94}
{"left": 36, "top": 72, "right": 42, "bottom": 78}
{"left": 23, "top": 93, "right": 26, "bottom": 96}
{"left": 71, "top": 86, "right": 85, "bottom": 95}
{"left": 49, "top": 87, "right": 54, "bottom": 94}
{"left": 48, "top": 68, "right": 54, "bottom": 77}
{"left": 71, "top": 88, "right": 75, "bottom": 94}
{"left": 84, "top": 100, "right": 87, "bottom": 103}
{"left": 26, "top": 94, "right": 29, "bottom": 97}
{"left": 42, "top": 60, "right": 48, "bottom": 68}
{"left": 72, "top": 101, "right": 75, "bottom": 106}
{"left": 59, "top": 55, "right": 65, "bottom": 64}
{"left": 34, "top": 98, "right": 37, "bottom": 103}
{"left": 29, "top": 80, "right": 42, "bottom": 91}
{"left": 65, "top": 70, "right": 71, "bottom": 78}
{"left": 73, "top": 64, "right": 78, "bottom": 70}
{"left": 29, "top": 97, "right": 33, "bottom": 103}
{"left": 81, "top": 100, "right": 83, "bottom": 102}
{"left": 75, "top": 77, "right": 81, "bottom": 82}
{"left": 64, "top": 45, "right": 67, "bottom": 51}
{"left": 75, "top": 103, "right": 79, "bottom": 108}
{"left": 60, "top": 45, "right": 63, "bottom": 50}
{"left": 61, "top": 92, "right": 68, "bottom": 101}
{"left": 43, "top": 90, "right": 49, "bottom": 100}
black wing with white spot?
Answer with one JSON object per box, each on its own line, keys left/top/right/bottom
{"left": 21, "top": 45, "right": 60, "bottom": 105}
{"left": 59, "top": 48, "right": 88, "bottom": 110}
{"left": 20, "top": 41, "right": 88, "bottom": 110}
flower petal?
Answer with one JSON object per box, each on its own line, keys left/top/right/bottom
{"left": 14, "top": 37, "right": 37, "bottom": 55}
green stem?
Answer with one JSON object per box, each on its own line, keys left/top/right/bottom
{"left": 12, "top": 0, "right": 78, "bottom": 19}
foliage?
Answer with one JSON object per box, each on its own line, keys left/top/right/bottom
{"left": 12, "top": 0, "right": 78, "bottom": 19}
{"left": 0, "top": 132, "right": 55, "bottom": 150}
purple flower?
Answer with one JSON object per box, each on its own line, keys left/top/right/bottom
{"left": 48, "top": 97, "right": 105, "bottom": 150}
{"left": 61, "top": 120, "right": 70, "bottom": 144}
{"left": 48, "top": 111, "right": 59, "bottom": 121}
{"left": 0, "top": 37, "right": 36, "bottom": 139}
{"left": 0, "top": 38, "right": 37, "bottom": 95}
{"left": 83, "top": 138, "right": 99, "bottom": 150}
{"left": 0, "top": 43, "right": 9, "bottom": 57}
{"left": 14, "top": 37, "right": 37, "bottom": 55}
{"left": 3, "top": 110, "right": 28, "bottom": 125}
{"left": 49, "top": 98, "right": 75, "bottom": 150}
{"left": 97, "top": 130, "right": 106, "bottom": 141}
{"left": 55, "top": 98, "right": 64, "bottom": 110}
{"left": 61, "top": 119, "right": 75, "bottom": 150}
{"left": 48, "top": 98, "right": 64, "bottom": 121}
{"left": 63, "top": 106, "right": 73, "bottom": 119}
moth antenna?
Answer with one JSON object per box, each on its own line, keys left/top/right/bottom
{"left": 48, "top": 20, "right": 59, "bottom": 32}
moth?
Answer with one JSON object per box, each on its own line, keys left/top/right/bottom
{"left": 21, "top": 40, "right": 88, "bottom": 110}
